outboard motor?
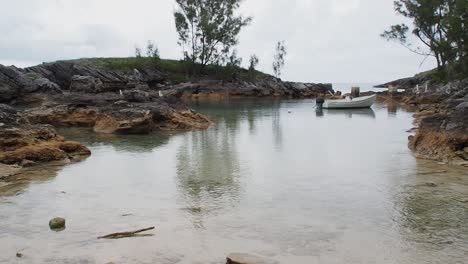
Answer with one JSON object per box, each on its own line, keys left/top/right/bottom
{"left": 316, "top": 97, "right": 325, "bottom": 108}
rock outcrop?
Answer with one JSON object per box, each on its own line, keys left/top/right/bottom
{"left": 0, "top": 104, "right": 91, "bottom": 167}
{"left": 384, "top": 77, "right": 468, "bottom": 165}
{"left": 23, "top": 92, "right": 211, "bottom": 134}
{"left": 24, "top": 61, "right": 167, "bottom": 92}
{"left": 0, "top": 65, "right": 33, "bottom": 102}
{"left": 21, "top": 61, "right": 331, "bottom": 98}
{"left": 163, "top": 79, "right": 333, "bottom": 99}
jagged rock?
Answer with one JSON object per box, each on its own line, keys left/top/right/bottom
{"left": 33, "top": 78, "right": 62, "bottom": 94}
{"left": 25, "top": 61, "right": 167, "bottom": 92}
{"left": 23, "top": 93, "right": 211, "bottom": 134}
{"left": 0, "top": 125, "right": 91, "bottom": 165}
{"left": 0, "top": 105, "right": 91, "bottom": 166}
{"left": 0, "top": 65, "right": 33, "bottom": 102}
{"left": 123, "top": 90, "right": 151, "bottom": 103}
{"left": 70, "top": 75, "right": 104, "bottom": 93}
{"left": 0, "top": 104, "right": 22, "bottom": 127}
{"left": 375, "top": 75, "right": 430, "bottom": 89}
{"left": 403, "top": 78, "right": 468, "bottom": 164}
{"left": 164, "top": 79, "right": 333, "bottom": 99}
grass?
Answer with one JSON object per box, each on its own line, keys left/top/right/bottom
{"left": 67, "top": 57, "right": 268, "bottom": 84}
{"left": 415, "top": 62, "right": 467, "bottom": 83}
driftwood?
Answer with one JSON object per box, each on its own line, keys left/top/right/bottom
{"left": 98, "top": 227, "right": 155, "bottom": 239}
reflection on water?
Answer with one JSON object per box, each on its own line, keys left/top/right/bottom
{"left": 0, "top": 163, "right": 64, "bottom": 197}
{"left": 316, "top": 108, "right": 376, "bottom": 118}
{"left": 0, "top": 99, "right": 467, "bottom": 264}
{"left": 176, "top": 125, "right": 243, "bottom": 229}
{"left": 57, "top": 128, "right": 176, "bottom": 153}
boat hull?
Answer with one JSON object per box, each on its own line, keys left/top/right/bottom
{"left": 322, "top": 94, "right": 376, "bottom": 109}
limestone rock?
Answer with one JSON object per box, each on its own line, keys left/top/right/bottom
{"left": 70, "top": 75, "right": 104, "bottom": 93}
{"left": 123, "top": 90, "right": 151, "bottom": 103}
{"left": 0, "top": 65, "right": 33, "bottom": 102}
{"left": 33, "top": 78, "right": 62, "bottom": 94}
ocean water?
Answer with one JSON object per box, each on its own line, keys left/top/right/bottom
{"left": 0, "top": 99, "right": 467, "bottom": 264}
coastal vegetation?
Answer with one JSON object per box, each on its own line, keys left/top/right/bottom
{"left": 272, "top": 41, "right": 287, "bottom": 78}
{"left": 173, "top": 0, "right": 252, "bottom": 74}
{"left": 381, "top": 0, "right": 468, "bottom": 81}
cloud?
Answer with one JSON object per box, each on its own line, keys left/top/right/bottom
{"left": 0, "top": 0, "right": 436, "bottom": 82}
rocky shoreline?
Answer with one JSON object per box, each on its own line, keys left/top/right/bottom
{"left": 377, "top": 77, "right": 468, "bottom": 166}
{"left": 2, "top": 58, "right": 466, "bottom": 177}
{"left": 0, "top": 59, "right": 333, "bottom": 178}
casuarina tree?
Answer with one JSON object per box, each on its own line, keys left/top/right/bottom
{"left": 381, "top": 0, "right": 467, "bottom": 79}
{"left": 272, "top": 41, "right": 287, "bottom": 78}
{"left": 174, "top": 0, "right": 252, "bottom": 73}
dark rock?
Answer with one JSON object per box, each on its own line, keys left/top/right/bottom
{"left": 25, "top": 61, "right": 168, "bottom": 92}
{"left": 16, "top": 253, "right": 23, "bottom": 258}
{"left": 0, "top": 104, "right": 21, "bottom": 127}
{"left": 123, "top": 90, "right": 151, "bottom": 103}
{"left": 49, "top": 217, "right": 66, "bottom": 230}
{"left": 375, "top": 75, "right": 430, "bottom": 89}
{"left": 70, "top": 75, "right": 104, "bottom": 93}
{"left": 0, "top": 65, "right": 33, "bottom": 102}
{"left": 32, "top": 78, "right": 62, "bottom": 94}
{"left": 425, "top": 182, "right": 438, "bottom": 187}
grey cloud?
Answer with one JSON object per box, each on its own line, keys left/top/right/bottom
{"left": 0, "top": 0, "right": 436, "bottom": 82}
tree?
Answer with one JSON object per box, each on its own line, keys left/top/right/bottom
{"left": 272, "top": 41, "right": 287, "bottom": 78}
{"left": 223, "top": 50, "right": 243, "bottom": 81}
{"left": 381, "top": 0, "right": 467, "bottom": 78}
{"left": 248, "top": 54, "right": 259, "bottom": 80}
{"left": 249, "top": 55, "right": 259, "bottom": 72}
{"left": 146, "top": 40, "right": 160, "bottom": 60}
{"left": 135, "top": 46, "right": 142, "bottom": 58}
{"left": 174, "top": 0, "right": 252, "bottom": 73}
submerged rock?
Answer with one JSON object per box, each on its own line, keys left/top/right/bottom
{"left": 49, "top": 217, "right": 66, "bottom": 230}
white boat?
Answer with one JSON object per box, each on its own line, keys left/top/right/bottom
{"left": 322, "top": 94, "right": 376, "bottom": 109}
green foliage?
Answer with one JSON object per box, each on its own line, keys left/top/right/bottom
{"left": 382, "top": 0, "right": 468, "bottom": 80}
{"left": 220, "top": 50, "right": 243, "bottom": 81}
{"left": 146, "top": 40, "right": 160, "bottom": 62}
{"left": 272, "top": 41, "right": 287, "bottom": 78}
{"left": 173, "top": 0, "right": 252, "bottom": 73}
{"left": 74, "top": 56, "right": 268, "bottom": 84}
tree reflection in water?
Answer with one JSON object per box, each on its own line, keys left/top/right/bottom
{"left": 177, "top": 99, "right": 284, "bottom": 227}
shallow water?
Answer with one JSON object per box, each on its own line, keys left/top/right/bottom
{"left": 1, "top": 99, "right": 468, "bottom": 264}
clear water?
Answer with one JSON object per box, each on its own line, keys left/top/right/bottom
{"left": 1, "top": 99, "right": 467, "bottom": 264}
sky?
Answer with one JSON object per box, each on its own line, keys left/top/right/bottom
{"left": 0, "top": 0, "right": 437, "bottom": 83}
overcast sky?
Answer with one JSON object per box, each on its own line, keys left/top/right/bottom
{"left": 0, "top": 0, "right": 436, "bottom": 83}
